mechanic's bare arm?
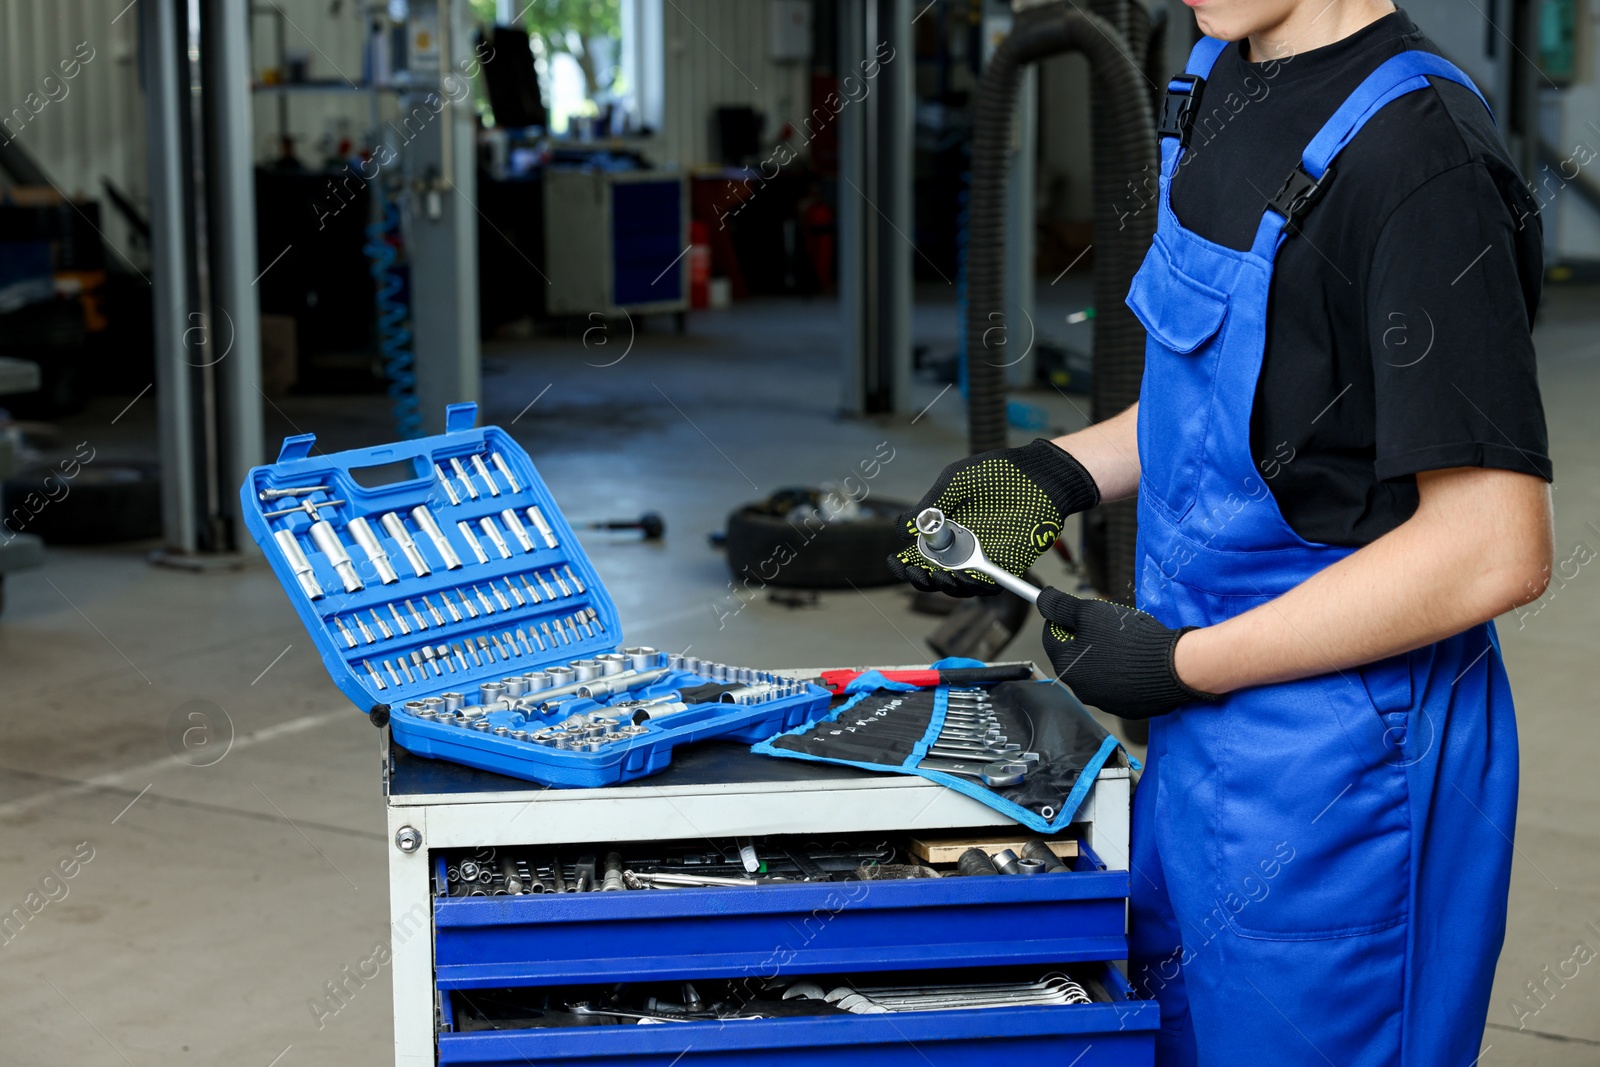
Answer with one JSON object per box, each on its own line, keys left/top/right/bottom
{"left": 1051, "top": 403, "right": 1141, "bottom": 504}
{"left": 1174, "top": 467, "right": 1554, "bottom": 694}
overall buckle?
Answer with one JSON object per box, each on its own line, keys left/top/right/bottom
{"left": 1268, "top": 164, "right": 1334, "bottom": 235}
{"left": 1158, "top": 74, "right": 1206, "bottom": 147}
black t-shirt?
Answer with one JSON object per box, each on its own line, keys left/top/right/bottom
{"left": 1167, "top": 9, "right": 1552, "bottom": 546}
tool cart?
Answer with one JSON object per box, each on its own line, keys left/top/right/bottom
{"left": 240, "top": 405, "right": 1153, "bottom": 1064}
{"left": 381, "top": 702, "right": 1144, "bottom": 1066}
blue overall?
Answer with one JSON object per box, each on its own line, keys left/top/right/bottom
{"left": 1124, "top": 40, "right": 1520, "bottom": 1065}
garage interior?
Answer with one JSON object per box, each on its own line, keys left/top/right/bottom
{"left": 1, "top": 1, "right": 1597, "bottom": 1063}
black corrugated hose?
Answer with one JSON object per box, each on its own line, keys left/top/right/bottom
{"left": 964, "top": 1, "right": 1157, "bottom": 603}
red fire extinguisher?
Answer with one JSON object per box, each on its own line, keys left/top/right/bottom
{"left": 689, "top": 220, "right": 712, "bottom": 309}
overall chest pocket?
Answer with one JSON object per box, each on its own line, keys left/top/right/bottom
{"left": 1128, "top": 238, "right": 1230, "bottom": 521}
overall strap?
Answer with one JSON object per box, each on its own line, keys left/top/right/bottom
{"left": 1185, "top": 36, "right": 1229, "bottom": 78}
{"left": 1255, "top": 51, "right": 1491, "bottom": 249}
{"left": 1158, "top": 37, "right": 1228, "bottom": 152}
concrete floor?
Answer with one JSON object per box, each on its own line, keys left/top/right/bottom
{"left": 0, "top": 287, "right": 1595, "bottom": 1064}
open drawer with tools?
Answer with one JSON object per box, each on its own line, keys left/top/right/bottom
{"left": 430, "top": 830, "right": 1129, "bottom": 990}
{"left": 433, "top": 963, "right": 1158, "bottom": 1066}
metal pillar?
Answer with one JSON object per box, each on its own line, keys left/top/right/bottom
{"left": 142, "top": 0, "right": 198, "bottom": 553}
{"left": 838, "top": 0, "right": 913, "bottom": 416}
{"left": 212, "top": 0, "right": 264, "bottom": 514}
{"left": 140, "top": 0, "right": 262, "bottom": 555}
{"left": 402, "top": 0, "right": 481, "bottom": 435}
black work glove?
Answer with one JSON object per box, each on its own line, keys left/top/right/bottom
{"left": 887, "top": 439, "right": 1099, "bottom": 596}
{"left": 1037, "top": 587, "right": 1215, "bottom": 720}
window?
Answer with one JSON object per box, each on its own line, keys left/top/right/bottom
{"left": 473, "top": 0, "right": 635, "bottom": 134}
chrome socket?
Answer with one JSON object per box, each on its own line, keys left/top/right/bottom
{"left": 309, "top": 520, "right": 363, "bottom": 592}
{"left": 456, "top": 521, "right": 490, "bottom": 565}
{"left": 595, "top": 653, "right": 629, "bottom": 676}
{"left": 347, "top": 517, "right": 399, "bottom": 584}
{"left": 449, "top": 457, "right": 479, "bottom": 500}
{"left": 471, "top": 454, "right": 500, "bottom": 497}
{"left": 622, "top": 646, "right": 659, "bottom": 671}
{"left": 478, "top": 516, "right": 513, "bottom": 559}
{"left": 719, "top": 683, "right": 779, "bottom": 705}
{"left": 501, "top": 508, "right": 535, "bottom": 552}
{"left": 434, "top": 464, "right": 461, "bottom": 505}
{"left": 378, "top": 512, "right": 431, "bottom": 578}
{"left": 274, "top": 529, "right": 324, "bottom": 599}
{"left": 525, "top": 506, "right": 558, "bottom": 548}
{"left": 491, "top": 452, "right": 522, "bottom": 493}
{"left": 411, "top": 506, "right": 462, "bottom": 569}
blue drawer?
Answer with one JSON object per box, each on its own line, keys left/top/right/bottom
{"left": 433, "top": 844, "right": 1127, "bottom": 990}
{"left": 435, "top": 962, "right": 1157, "bottom": 1066}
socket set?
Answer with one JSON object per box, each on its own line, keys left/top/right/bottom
{"left": 241, "top": 403, "right": 831, "bottom": 787}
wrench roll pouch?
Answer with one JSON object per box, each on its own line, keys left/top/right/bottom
{"left": 754, "top": 672, "right": 1125, "bottom": 834}
{"left": 762, "top": 690, "right": 942, "bottom": 769}
{"left": 241, "top": 403, "right": 831, "bottom": 787}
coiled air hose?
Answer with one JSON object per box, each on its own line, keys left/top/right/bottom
{"left": 365, "top": 191, "right": 422, "bottom": 439}
{"left": 964, "top": 1, "right": 1157, "bottom": 603}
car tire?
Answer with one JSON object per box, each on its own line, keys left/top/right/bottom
{"left": 725, "top": 494, "right": 911, "bottom": 590}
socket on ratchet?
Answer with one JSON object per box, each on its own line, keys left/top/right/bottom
{"left": 914, "top": 508, "right": 1041, "bottom": 604}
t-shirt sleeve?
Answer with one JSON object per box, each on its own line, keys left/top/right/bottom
{"left": 1366, "top": 160, "right": 1553, "bottom": 483}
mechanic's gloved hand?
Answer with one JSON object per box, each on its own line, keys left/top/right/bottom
{"left": 887, "top": 439, "right": 1099, "bottom": 597}
{"left": 1037, "top": 587, "right": 1215, "bottom": 719}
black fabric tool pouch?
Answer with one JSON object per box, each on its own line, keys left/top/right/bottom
{"left": 752, "top": 668, "right": 1127, "bottom": 833}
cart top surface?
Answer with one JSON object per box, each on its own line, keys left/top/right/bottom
{"left": 390, "top": 739, "right": 882, "bottom": 800}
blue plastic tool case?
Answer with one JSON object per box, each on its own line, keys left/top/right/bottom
{"left": 241, "top": 403, "right": 831, "bottom": 787}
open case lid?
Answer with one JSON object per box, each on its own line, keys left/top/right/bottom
{"left": 239, "top": 402, "right": 622, "bottom": 717}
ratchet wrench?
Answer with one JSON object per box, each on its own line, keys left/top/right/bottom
{"left": 915, "top": 508, "right": 1042, "bottom": 604}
